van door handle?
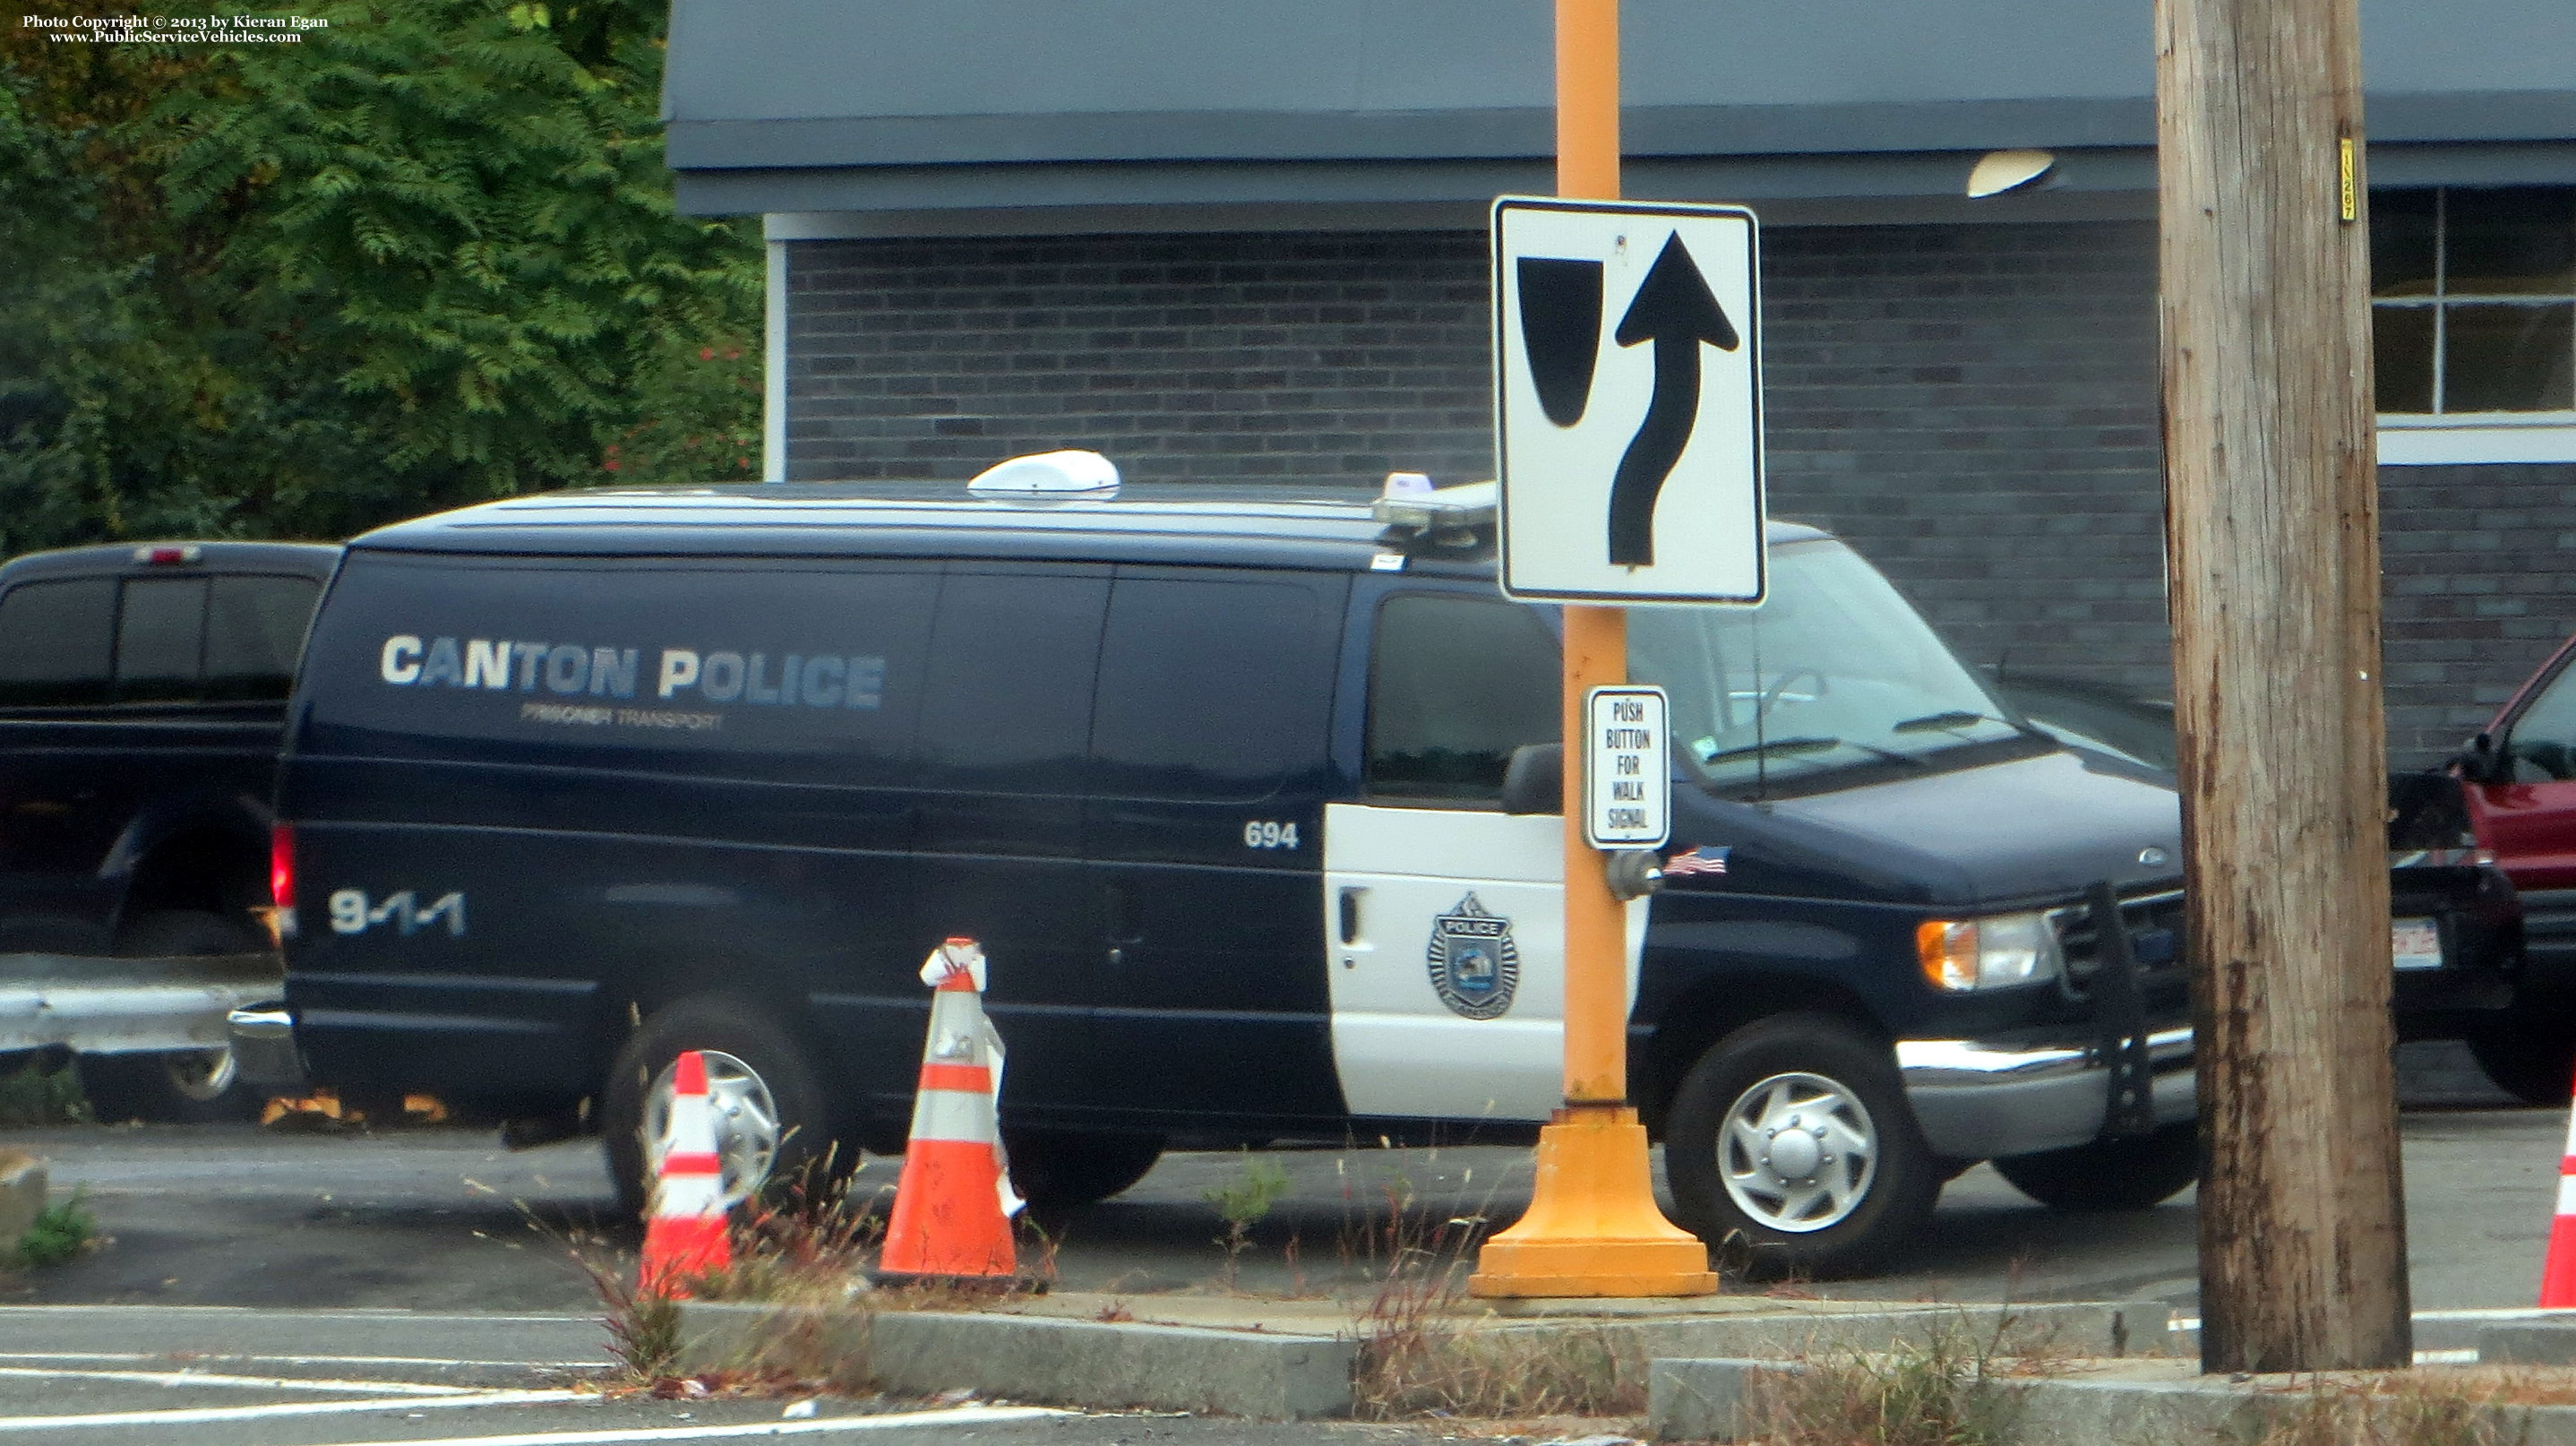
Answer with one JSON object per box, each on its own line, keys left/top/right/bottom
{"left": 1337, "top": 887, "right": 1363, "bottom": 946}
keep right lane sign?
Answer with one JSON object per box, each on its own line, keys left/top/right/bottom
{"left": 1493, "top": 197, "right": 1765, "bottom": 605}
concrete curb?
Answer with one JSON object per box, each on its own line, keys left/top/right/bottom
{"left": 676, "top": 1303, "right": 1358, "bottom": 1419}
{"left": 2482, "top": 1320, "right": 2576, "bottom": 1364}
{"left": 674, "top": 1298, "right": 2158, "bottom": 1421}
{"left": 1649, "top": 1356, "right": 2576, "bottom": 1445}
{"left": 1572, "top": 1301, "right": 2157, "bottom": 1370}
{"left": 0, "top": 1152, "right": 46, "bottom": 1246}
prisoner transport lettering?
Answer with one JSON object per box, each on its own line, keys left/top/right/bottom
{"left": 377, "top": 634, "right": 889, "bottom": 710}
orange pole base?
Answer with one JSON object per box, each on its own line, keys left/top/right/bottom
{"left": 1467, "top": 1105, "right": 1718, "bottom": 1299}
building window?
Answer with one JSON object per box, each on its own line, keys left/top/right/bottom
{"left": 2373, "top": 187, "right": 2576, "bottom": 465}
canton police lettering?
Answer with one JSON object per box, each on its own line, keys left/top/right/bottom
{"left": 1427, "top": 893, "right": 1520, "bottom": 1020}
{"left": 377, "top": 634, "right": 887, "bottom": 710}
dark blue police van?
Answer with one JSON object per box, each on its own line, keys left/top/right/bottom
{"left": 264, "top": 469, "right": 2193, "bottom": 1275}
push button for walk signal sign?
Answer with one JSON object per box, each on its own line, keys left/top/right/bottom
{"left": 1587, "top": 685, "right": 1670, "bottom": 849}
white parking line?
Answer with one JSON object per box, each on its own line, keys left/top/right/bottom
{"left": 296, "top": 1404, "right": 1069, "bottom": 1446}
{"left": 2172, "top": 1306, "right": 2576, "bottom": 1330}
{"left": 0, "top": 1364, "right": 478, "bottom": 1394}
{"left": 0, "top": 1387, "right": 585, "bottom": 1432}
{"left": 0, "top": 1306, "right": 594, "bottom": 1323}
{"left": 0, "top": 1350, "right": 600, "bottom": 1369}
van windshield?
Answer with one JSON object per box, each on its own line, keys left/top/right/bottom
{"left": 1628, "top": 538, "right": 2028, "bottom": 791}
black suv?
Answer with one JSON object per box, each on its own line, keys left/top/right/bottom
{"left": 0, "top": 540, "right": 339, "bottom": 1120}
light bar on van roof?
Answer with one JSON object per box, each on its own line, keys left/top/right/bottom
{"left": 966, "top": 449, "right": 1121, "bottom": 496}
{"left": 133, "top": 545, "right": 202, "bottom": 565}
{"left": 1372, "top": 479, "right": 1497, "bottom": 552}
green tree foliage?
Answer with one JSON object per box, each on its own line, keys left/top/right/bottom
{"left": 0, "top": 1, "right": 760, "bottom": 555}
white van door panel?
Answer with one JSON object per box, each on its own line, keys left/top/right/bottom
{"left": 1323, "top": 802, "right": 1644, "bottom": 1121}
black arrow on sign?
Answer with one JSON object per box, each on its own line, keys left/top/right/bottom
{"left": 1608, "top": 231, "right": 1739, "bottom": 567}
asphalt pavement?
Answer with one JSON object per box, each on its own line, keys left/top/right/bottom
{"left": 0, "top": 1308, "right": 1429, "bottom": 1444}
{"left": 0, "top": 1043, "right": 2544, "bottom": 1442}
{"left": 3, "top": 1043, "right": 2543, "bottom": 1321}
{"left": 0, "top": 1361, "right": 1420, "bottom": 1445}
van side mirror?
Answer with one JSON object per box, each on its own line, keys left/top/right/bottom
{"left": 1499, "top": 744, "right": 1565, "bottom": 815}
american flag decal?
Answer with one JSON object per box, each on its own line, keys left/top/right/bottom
{"left": 1662, "top": 845, "right": 1730, "bottom": 877}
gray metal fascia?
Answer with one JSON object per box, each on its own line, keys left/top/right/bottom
{"left": 678, "top": 140, "right": 2576, "bottom": 225}
{"left": 668, "top": 92, "right": 2574, "bottom": 175}
{"left": 674, "top": 149, "right": 2159, "bottom": 221}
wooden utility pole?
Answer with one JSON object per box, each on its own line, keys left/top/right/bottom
{"left": 2157, "top": 0, "right": 2412, "bottom": 1372}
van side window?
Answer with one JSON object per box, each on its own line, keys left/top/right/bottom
{"left": 1366, "top": 592, "right": 1560, "bottom": 803}
{"left": 0, "top": 578, "right": 116, "bottom": 707}
{"left": 205, "top": 576, "right": 321, "bottom": 701}
{"left": 2511, "top": 661, "right": 2576, "bottom": 780}
{"left": 920, "top": 571, "right": 1109, "bottom": 794}
{"left": 1091, "top": 574, "right": 1333, "bottom": 801}
{"left": 116, "top": 577, "right": 209, "bottom": 703}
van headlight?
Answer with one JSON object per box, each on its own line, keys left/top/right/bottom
{"left": 1916, "top": 912, "right": 2064, "bottom": 991}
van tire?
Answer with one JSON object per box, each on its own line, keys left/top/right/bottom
{"left": 2468, "top": 1017, "right": 2576, "bottom": 1107}
{"left": 77, "top": 911, "right": 270, "bottom": 1125}
{"left": 603, "top": 996, "right": 839, "bottom": 1220}
{"left": 1003, "top": 1129, "right": 1165, "bottom": 1216}
{"left": 1992, "top": 1123, "right": 2198, "bottom": 1211}
{"left": 1662, "top": 1012, "right": 1939, "bottom": 1279}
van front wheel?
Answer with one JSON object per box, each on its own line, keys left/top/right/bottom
{"left": 1662, "top": 1013, "right": 1939, "bottom": 1279}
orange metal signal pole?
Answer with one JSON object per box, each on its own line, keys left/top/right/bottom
{"left": 1468, "top": 0, "right": 1718, "bottom": 1300}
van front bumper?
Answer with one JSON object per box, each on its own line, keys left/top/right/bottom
{"left": 1896, "top": 1027, "right": 2194, "bottom": 1161}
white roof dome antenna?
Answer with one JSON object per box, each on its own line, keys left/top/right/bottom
{"left": 966, "top": 450, "right": 1122, "bottom": 496}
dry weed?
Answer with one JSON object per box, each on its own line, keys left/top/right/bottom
{"left": 2225, "top": 1370, "right": 2531, "bottom": 1446}
{"left": 684, "top": 1150, "right": 879, "bottom": 1305}
{"left": 572, "top": 1245, "right": 686, "bottom": 1381}
{"left": 1361, "top": 1320, "right": 1640, "bottom": 1420}
{"left": 1345, "top": 1172, "right": 1644, "bottom": 1419}
{"left": 1747, "top": 1330, "right": 2022, "bottom": 1446}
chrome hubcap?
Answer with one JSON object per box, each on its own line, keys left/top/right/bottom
{"left": 643, "top": 1050, "right": 781, "bottom": 1209}
{"left": 1719, "top": 1072, "right": 1878, "bottom": 1234}
{"left": 163, "top": 1046, "right": 238, "bottom": 1103}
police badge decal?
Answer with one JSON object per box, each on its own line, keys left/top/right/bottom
{"left": 1427, "top": 892, "right": 1521, "bottom": 1020}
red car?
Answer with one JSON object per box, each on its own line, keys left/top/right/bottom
{"left": 2455, "top": 639, "right": 2576, "bottom": 1104}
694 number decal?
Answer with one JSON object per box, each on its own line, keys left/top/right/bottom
{"left": 1242, "top": 821, "right": 1301, "bottom": 850}
{"left": 328, "top": 889, "right": 468, "bottom": 937}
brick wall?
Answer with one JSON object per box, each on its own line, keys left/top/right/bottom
{"left": 1753, "top": 221, "right": 2167, "bottom": 698}
{"left": 785, "top": 225, "right": 2576, "bottom": 769}
{"left": 786, "top": 234, "right": 1496, "bottom": 484}
{"left": 2382, "top": 464, "right": 2576, "bottom": 763}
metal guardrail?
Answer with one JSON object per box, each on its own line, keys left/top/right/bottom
{"left": 0, "top": 952, "right": 282, "bottom": 1055}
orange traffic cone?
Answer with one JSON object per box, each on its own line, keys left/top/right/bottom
{"left": 639, "top": 1048, "right": 732, "bottom": 1298}
{"left": 2543, "top": 1068, "right": 2576, "bottom": 1306}
{"left": 879, "top": 937, "right": 1025, "bottom": 1286}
